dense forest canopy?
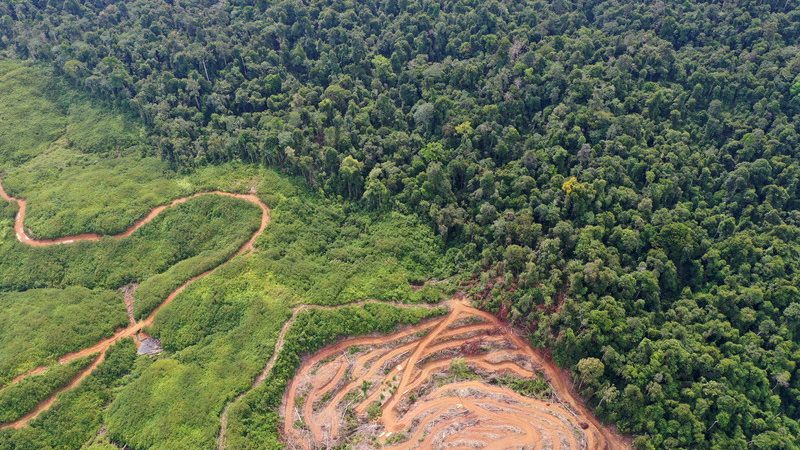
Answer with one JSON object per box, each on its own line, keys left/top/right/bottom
{"left": 2, "top": 0, "right": 800, "bottom": 447}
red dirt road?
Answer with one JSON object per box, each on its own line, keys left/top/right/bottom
{"left": 0, "top": 180, "right": 268, "bottom": 248}
{"left": 0, "top": 179, "right": 270, "bottom": 429}
{"left": 1, "top": 178, "right": 629, "bottom": 449}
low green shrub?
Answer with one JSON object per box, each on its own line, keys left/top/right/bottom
{"left": 0, "top": 356, "right": 95, "bottom": 423}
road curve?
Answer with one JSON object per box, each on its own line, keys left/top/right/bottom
{"left": 0, "top": 178, "right": 270, "bottom": 429}
{"left": 0, "top": 179, "right": 268, "bottom": 248}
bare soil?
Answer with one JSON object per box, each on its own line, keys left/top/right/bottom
{"left": 281, "top": 298, "right": 631, "bottom": 450}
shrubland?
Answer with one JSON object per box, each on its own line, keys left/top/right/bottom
{"left": 0, "top": 195, "right": 261, "bottom": 292}
{"left": 0, "top": 356, "right": 95, "bottom": 423}
{"left": 101, "top": 187, "right": 448, "bottom": 449}
{"left": 0, "top": 288, "right": 125, "bottom": 386}
{"left": 0, "top": 60, "right": 449, "bottom": 448}
{"left": 0, "top": 341, "right": 137, "bottom": 450}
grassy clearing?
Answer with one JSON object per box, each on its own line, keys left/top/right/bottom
{"left": 0, "top": 194, "right": 260, "bottom": 385}
{"left": 252, "top": 195, "right": 452, "bottom": 306}
{"left": 134, "top": 248, "right": 239, "bottom": 319}
{"left": 0, "top": 61, "right": 166, "bottom": 239}
{"left": 0, "top": 61, "right": 67, "bottom": 166}
{"left": 4, "top": 151, "right": 185, "bottom": 240}
{"left": 105, "top": 269, "right": 294, "bottom": 450}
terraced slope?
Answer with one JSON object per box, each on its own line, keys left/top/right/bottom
{"left": 283, "top": 299, "right": 629, "bottom": 449}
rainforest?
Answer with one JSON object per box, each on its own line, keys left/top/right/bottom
{"left": 1, "top": 0, "right": 800, "bottom": 449}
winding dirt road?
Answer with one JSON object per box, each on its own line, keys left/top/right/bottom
{"left": 1, "top": 178, "right": 629, "bottom": 449}
{"left": 282, "top": 298, "right": 631, "bottom": 450}
{"left": 0, "top": 179, "right": 270, "bottom": 430}
{"left": 0, "top": 180, "right": 268, "bottom": 248}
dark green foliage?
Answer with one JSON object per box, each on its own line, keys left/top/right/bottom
{"left": 254, "top": 196, "right": 450, "bottom": 305}
{"left": 225, "top": 303, "right": 445, "bottom": 449}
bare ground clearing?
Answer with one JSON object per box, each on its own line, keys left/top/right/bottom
{"left": 281, "top": 299, "right": 630, "bottom": 450}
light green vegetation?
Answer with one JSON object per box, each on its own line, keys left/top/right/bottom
{"left": 443, "top": 357, "right": 478, "bottom": 383}
{"left": 0, "top": 61, "right": 70, "bottom": 167}
{"left": 0, "top": 61, "right": 264, "bottom": 389}
{"left": 0, "top": 356, "right": 95, "bottom": 423}
{"left": 225, "top": 303, "right": 445, "bottom": 449}
{"left": 498, "top": 374, "right": 552, "bottom": 400}
{"left": 0, "top": 340, "right": 137, "bottom": 449}
{"left": 0, "top": 195, "right": 260, "bottom": 292}
{"left": 252, "top": 190, "right": 451, "bottom": 306}
{"left": 0, "top": 60, "right": 449, "bottom": 449}
{"left": 101, "top": 191, "right": 449, "bottom": 449}
{"left": 104, "top": 267, "right": 293, "bottom": 450}
{"left": 0, "top": 61, "right": 166, "bottom": 239}
{"left": 0, "top": 288, "right": 126, "bottom": 386}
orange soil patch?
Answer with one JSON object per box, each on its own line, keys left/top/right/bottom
{"left": 282, "top": 299, "right": 630, "bottom": 450}
{"left": 216, "top": 300, "right": 444, "bottom": 450}
{"left": 0, "top": 179, "right": 271, "bottom": 430}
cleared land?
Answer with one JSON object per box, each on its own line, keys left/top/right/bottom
{"left": 282, "top": 298, "right": 629, "bottom": 449}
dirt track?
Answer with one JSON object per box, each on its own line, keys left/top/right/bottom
{"left": 0, "top": 179, "right": 270, "bottom": 430}
{"left": 282, "top": 299, "right": 630, "bottom": 450}
{"left": 1, "top": 179, "right": 629, "bottom": 449}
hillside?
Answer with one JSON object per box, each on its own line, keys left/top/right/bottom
{"left": 0, "top": 62, "right": 450, "bottom": 449}
{"left": 2, "top": 0, "right": 800, "bottom": 448}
